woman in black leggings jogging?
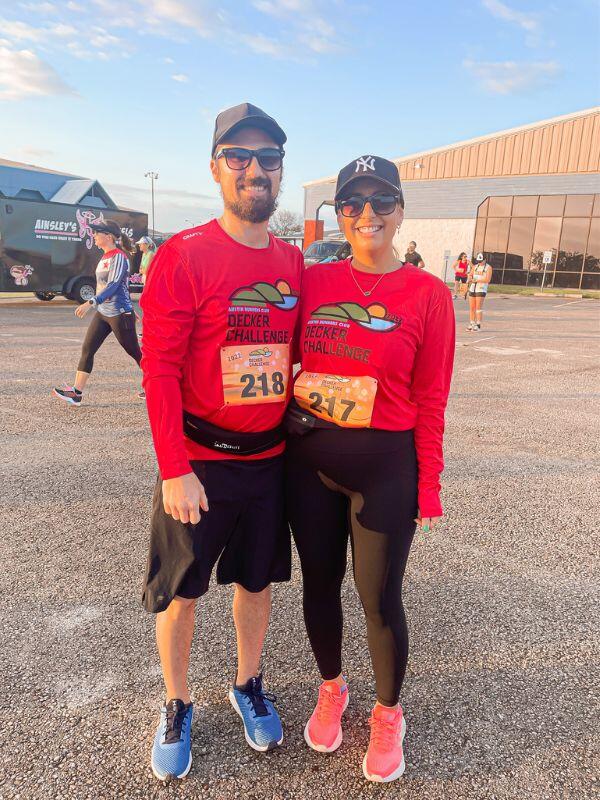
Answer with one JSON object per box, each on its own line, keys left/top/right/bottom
{"left": 52, "top": 219, "right": 142, "bottom": 405}
{"left": 286, "top": 156, "right": 455, "bottom": 782}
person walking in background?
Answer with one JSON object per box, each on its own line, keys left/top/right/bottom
{"left": 404, "top": 241, "right": 425, "bottom": 269}
{"left": 452, "top": 251, "right": 469, "bottom": 298}
{"left": 52, "top": 219, "right": 143, "bottom": 405}
{"left": 136, "top": 235, "right": 157, "bottom": 285}
{"left": 466, "top": 253, "right": 493, "bottom": 331}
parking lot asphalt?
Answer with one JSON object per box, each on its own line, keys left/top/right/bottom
{"left": 0, "top": 294, "right": 598, "bottom": 800}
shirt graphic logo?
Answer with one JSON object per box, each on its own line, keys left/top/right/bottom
{"left": 230, "top": 280, "right": 298, "bottom": 310}
{"left": 311, "top": 301, "right": 401, "bottom": 332}
{"left": 355, "top": 156, "right": 376, "bottom": 173}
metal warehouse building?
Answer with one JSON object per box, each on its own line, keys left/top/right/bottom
{"left": 303, "top": 107, "right": 600, "bottom": 291}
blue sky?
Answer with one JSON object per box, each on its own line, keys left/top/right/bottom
{"left": 1, "top": 0, "right": 598, "bottom": 231}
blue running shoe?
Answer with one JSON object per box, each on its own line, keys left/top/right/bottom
{"left": 151, "top": 699, "right": 193, "bottom": 781}
{"left": 228, "top": 674, "right": 283, "bottom": 752}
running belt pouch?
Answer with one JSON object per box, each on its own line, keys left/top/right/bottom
{"left": 283, "top": 400, "right": 338, "bottom": 436}
{"left": 182, "top": 410, "right": 285, "bottom": 455}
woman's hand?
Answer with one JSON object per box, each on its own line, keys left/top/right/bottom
{"left": 75, "top": 302, "right": 92, "bottom": 319}
{"left": 414, "top": 513, "right": 442, "bottom": 533}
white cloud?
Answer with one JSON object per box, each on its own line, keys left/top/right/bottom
{"left": 171, "top": 72, "right": 189, "bottom": 82}
{"left": 19, "top": 2, "right": 58, "bottom": 13}
{"left": 482, "top": 0, "right": 538, "bottom": 31}
{"left": 0, "top": 18, "right": 45, "bottom": 41}
{"left": 463, "top": 59, "right": 560, "bottom": 94}
{"left": 22, "top": 146, "right": 55, "bottom": 157}
{"left": 252, "top": 0, "right": 339, "bottom": 54}
{"left": 66, "top": 1, "right": 84, "bottom": 9}
{"left": 239, "top": 32, "right": 287, "bottom": 58}
{"left": 0, "top": 45, "right": 78, "bottom": 100}
{"left": 163, "top": 56, "right": 174, "bottom": 63}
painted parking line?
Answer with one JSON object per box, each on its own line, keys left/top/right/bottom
{"left": 0, "top": 333, "right": 15, "bottom": 337}
{"left": 552, "top": 299, "right": 587, "bottom": 308}
{"left": 54, "top": 337, "right": 82, "bottom": 343}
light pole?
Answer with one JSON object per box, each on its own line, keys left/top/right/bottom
{"left": 144, "top": 171, "right": 158, "bottom": 235}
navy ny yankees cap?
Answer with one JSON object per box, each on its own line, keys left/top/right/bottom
{"left": 212, "top": 102, "right": 286, "bottom": 155}
{"left": 335, "top": 155, "right": 404, "bottom": 207}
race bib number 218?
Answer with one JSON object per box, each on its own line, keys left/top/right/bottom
{"left": 221, "top": 343, "right": 290, "bottom": 405}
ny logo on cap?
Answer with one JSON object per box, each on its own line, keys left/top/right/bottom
{"left": 355, "top": 156, "right": 376, "bottom": 173}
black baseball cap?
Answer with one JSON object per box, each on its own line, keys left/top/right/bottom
{"left": 212, "top": 102, "right": 286, "bottom": 155}
{"left": 335, "top": 155, "right": 404, "bottom": 207}
{"left": 89, "top": 219, "right": 122, "bottom": 237}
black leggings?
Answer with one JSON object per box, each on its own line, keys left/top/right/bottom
{"left": 77, "top": 310, "right": 141, "bottom": 374}
{"left": 286, "top": 428, "right": 417, "bottom": 707}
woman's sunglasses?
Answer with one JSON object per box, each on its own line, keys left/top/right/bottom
{"left": 215, "top": 147, "right": 284, "bottom": 172}
{"left": 335, "top": 193, "right": 401, "bottom": 218}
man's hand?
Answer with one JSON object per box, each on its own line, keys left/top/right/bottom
{"left": 162, "top": 472, "right": 209, "bottom": 525}
{"left": 75, "top": 302, "right": 92, "bottom": 319}
{"left": 414, "top": 513, "right": 442, "bottom": 533}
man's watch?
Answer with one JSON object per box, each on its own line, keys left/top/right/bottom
{"left": 89, "top": 298, "right": 97, "bottom": 307}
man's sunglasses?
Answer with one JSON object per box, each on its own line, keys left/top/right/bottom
{"left": 335, "top": 193, "right": 401, "bottom": 218}
{"left": 215, "top": 147, "right": 284, "bottom": 171}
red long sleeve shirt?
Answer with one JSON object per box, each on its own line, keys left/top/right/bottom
{"left": 140, "top": 219, "right": 303, "bottom": 479}
{"left": 295, "top": 259, "right": 455, "bottom": 517}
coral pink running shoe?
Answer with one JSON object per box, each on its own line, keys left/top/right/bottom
{"left": 362, "top": 703, "right": 407, "bottom": 782}
{"left": 304, "top": 680, "right": 349, "bottom": 753}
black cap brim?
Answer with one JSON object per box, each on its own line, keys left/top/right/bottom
{"left": 212, "top": 116, "right": 286, "bottom": 154}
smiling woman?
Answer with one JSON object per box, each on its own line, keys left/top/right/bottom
{"left": 285, "top": 154, "right": 455, "bottom": 784}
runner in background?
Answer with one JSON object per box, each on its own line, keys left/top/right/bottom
{"left": 51, "top": 219, "right": 143, "bottom": 405}
{"left": 141, "top": 103, "right": 303, "bottom": 782}
{"left": 466, "top": 253, "right": 493, "bottom": 331}
{"left": 404, "top": 241, "right": 425, "bottom": 269}
{"left": 452, "top": 251, "right": 469, "bottom": 298}
{"left": 285, "top": 156, "right": 455, "bottom": 783}
{"left": 136, "top": 235, "right": 157, "bottom": 285}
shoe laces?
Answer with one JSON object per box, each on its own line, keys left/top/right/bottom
{"left": 368, "top": 711, "right": 401, "bottom": 752}
{"left": 315, "top": 685, "right": 345, "bottom": 723}
{"left": 241, "top": 676, "right": 276, "bottom": 718}
{"left": 163, "top": 700, "right": 188, "bottom": 744}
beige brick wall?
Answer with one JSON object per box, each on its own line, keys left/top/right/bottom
{"left": 394, "top": 218, "right": 477, "bottom": 280}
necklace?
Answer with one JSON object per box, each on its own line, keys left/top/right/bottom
{"left": 348, "top": 260, "right": 399, "bottom": 297}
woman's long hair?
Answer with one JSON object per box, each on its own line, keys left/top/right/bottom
{"left": 117, "top": 231, "right": 136, "bottom": 256}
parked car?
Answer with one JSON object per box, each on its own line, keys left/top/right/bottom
{"left": 0, "top": 196, "right": 147, "bottom": 303}
{"left": 303, "top": 239, "right": 351, "bottom": 266}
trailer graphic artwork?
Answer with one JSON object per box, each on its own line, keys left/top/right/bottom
{"left": 9, "top": 265, "right": 34, "bottom": 286}
{"left": 76, "top": 209, "right": 106, "bottom": 249}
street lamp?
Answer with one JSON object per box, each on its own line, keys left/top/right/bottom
{"left": 144, "top": 171, "right": 158, "bottom": 235}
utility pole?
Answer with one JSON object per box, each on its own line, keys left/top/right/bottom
{"left": 144, "top": 171, "right": 158, "bottom": 235}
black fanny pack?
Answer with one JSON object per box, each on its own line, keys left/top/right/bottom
{"left": 183, "top": 410, "right": 285, "bottom": 456}
{"left": 283, "top": 400, "right": 340, "bottom": 436}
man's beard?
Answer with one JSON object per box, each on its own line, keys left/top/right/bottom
{"left": 223, "top": 177, "right": 278, "bottom": 223}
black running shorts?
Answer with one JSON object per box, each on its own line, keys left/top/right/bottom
{"left": 142, "top": 456, "right": 290, "bottom": 613}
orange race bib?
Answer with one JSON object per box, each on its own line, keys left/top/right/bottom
{"left": 294, "top": 372, "right": 378, "bottom": 428}
{"left": 221, "top": 343, "right": 290, "bottom": 405}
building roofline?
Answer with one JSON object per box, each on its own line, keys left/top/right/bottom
{"left": 302, "top": 106, "right": 600, "bottom": 188}
{"left": 0, "top": 157, "right": 84, "bottom": 178}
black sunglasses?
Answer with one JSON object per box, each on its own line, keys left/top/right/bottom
{"left": 215, "top": 147, "right": 284, "bottom": 172}
{"left": 335, "top": 193, "right": 400, "bottom": 218}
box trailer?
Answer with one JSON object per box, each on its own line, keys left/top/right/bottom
{"left": 0, "top": 196, "right": 148, "bottom": 303}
